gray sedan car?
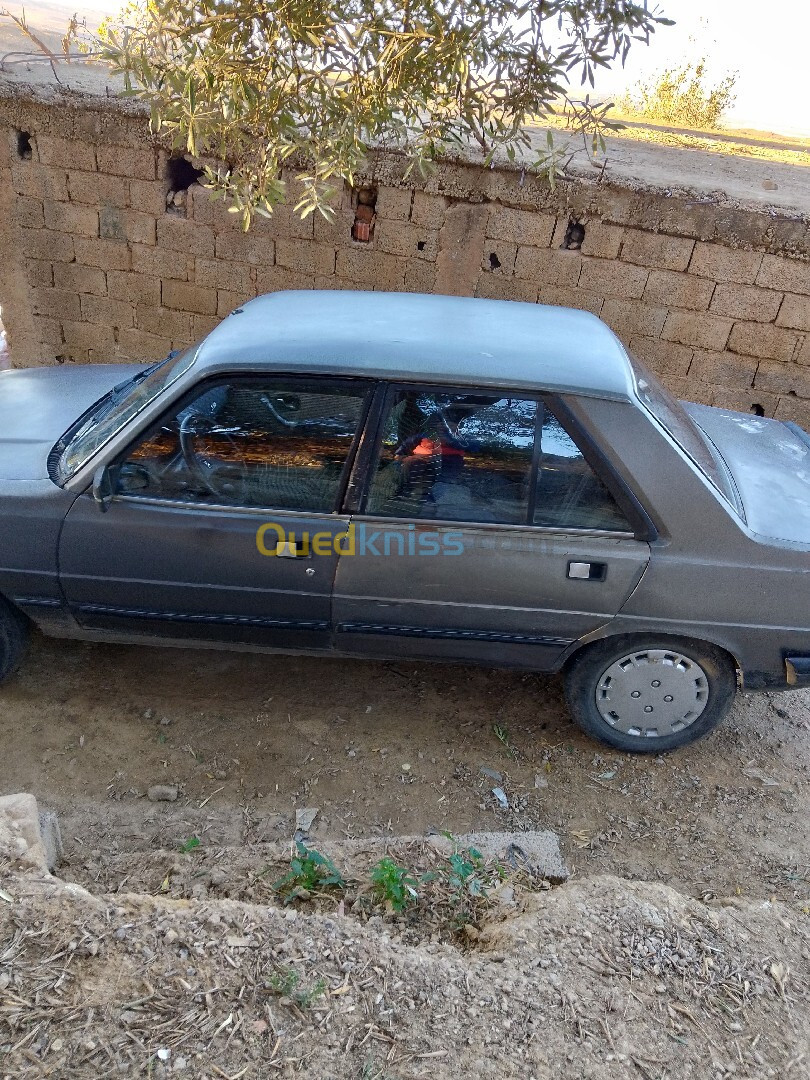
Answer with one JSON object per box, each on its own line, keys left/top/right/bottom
{"left": 1, "top": 291, "right": 808, "bottom": 752}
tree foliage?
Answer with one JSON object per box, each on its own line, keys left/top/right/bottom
{"left": 99, "top": 1, "right": 672, "bottom": 228}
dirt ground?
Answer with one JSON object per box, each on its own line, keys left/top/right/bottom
{"left": 2, "top": 632, "right": 810, "bottom": 1079}
{"left": 1, "top": 630, "right": 809, "bottom": 909}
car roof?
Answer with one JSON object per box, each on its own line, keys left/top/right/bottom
{"left": 193, "top": 290, "right": 637, "bottom": 401}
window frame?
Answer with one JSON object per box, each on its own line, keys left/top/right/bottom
{"left": 350, "top": 381, "right": 655, "bottom": 539}
{"left": 108, "top": 372, "right": 377, "bottom": 517}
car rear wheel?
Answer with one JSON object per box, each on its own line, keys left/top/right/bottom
{"left": 564, "top": 636, "right": 738, "bottom": 753}
{"left": 0, "top": 596, "right": 29, "bottom": 684}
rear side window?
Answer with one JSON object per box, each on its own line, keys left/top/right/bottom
{"left": 629, "top": 354, "right": 738, "bottom": 508}
{"left": 364, "top": 388, "right": 631, "bottom": 531}
{"left": 534, "top": 411, "right": 630, "bottom": 531}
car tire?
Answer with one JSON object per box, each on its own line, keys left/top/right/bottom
{"left": 563, "top": 635, "right": 738, "bottom": 753}
{"left": 0, "top": 596, "right": 29, "bottom": 684}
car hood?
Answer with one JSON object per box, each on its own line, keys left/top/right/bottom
{"left": 0, "top": 364, "right": 144, "bottom": 481}
{"left": 685, "top": 402, "right": 810, "bottom": 544}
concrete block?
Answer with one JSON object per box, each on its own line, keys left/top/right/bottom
{"left": 661, "top": 311, "right": 732, "bottom": 351}
{"left": 688, "top": 242, "right": 762, "bottom": 284}
{"left": 578, "top": 257, "right": 647, "bottom": 299}
{"left": 776, "top": 293, "right": 810, "bottom": 332}
{"left": 515, "top": 247, "right": 582, "bottom": 288}
{"left": 486, "top": 205, "right": 555, "bottom": 248}
{"left": 31, "top": 287, "right": 81, "bottom": 321}
{"left": 53, "top": 263, "right": 107, "bottom": 296}
{"left": 275, "top": 239, "right": 336, "bottom": 276}
{"left": 96, "top": 144, "right": 156, "bottom": 180}
{"left": 601, "top": 297, "right": 667, "bottom": 339}
{"left": 21, "top": 227, "right": 75, "bottom": 263}
{"left": 754, "top": 359, "right": 810, "bottom": 397}
{"left": 80, "top": 294, "right": 135, "bottom": 328}
{"left": 75, "top": 235, "right": 130, "bottom": 271}
{"left": 621, "top": 230, "right": 695, "bottom": 271}
{"left": 709, "top": 284, "right": 783, "bottom": 323}
{"left": 426, "top": 830, "right": 568, "bottom": 883}
{"left": 628, "top": 336, "right": 692, "bottom": 377}
{"left": 727, "top": 322, "right": 799, "bottom": 363}
{"left": 36, "top": 134, "right": 95, "bottom": 171}
{"left": 756, "top": 255, "right": 810, "bottom": 296}
{"left": 643, "top": 269, "right": 715, "bottom": 311}
{"left": 108, "top": 270, "right": 160, "bottom": 307}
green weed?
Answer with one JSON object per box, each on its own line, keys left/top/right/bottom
{"left": 371, "top": 857, "right": 419, "bottom": 912}
{"left": 270, "top": 841, "right": 346, "bottom": 903}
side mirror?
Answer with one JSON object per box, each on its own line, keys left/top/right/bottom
{"left": 92, "top": 465, "right": 114, "bottom": 512}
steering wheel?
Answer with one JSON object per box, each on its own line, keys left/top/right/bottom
{"left": 179, "top": 414, "right": 248, "bottom": 501}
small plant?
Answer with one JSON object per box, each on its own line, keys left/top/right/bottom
{"left": 492, "top": 723, "right": 517, "bottom": 759}
{"left": 371, "top": 857, "right": 419, "bottom": 912}
{"left": 179, "top": 836, "right": 200, "bottom": 854}
{"left": 270, "top": 841, "right": 346, "bottom": 903}
{"left": 447, "top": 847, "right": 487, "bottom": 897}
{"left": 267, "top": 966, "right": 326, "bottom": 1007}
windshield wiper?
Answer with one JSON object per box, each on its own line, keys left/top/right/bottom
{"left": 110, "top": 352, "right": 177, "bottom": 402}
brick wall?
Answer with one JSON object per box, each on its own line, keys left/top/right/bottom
{"left": 1, "top": 88, "right": 809, "bottom": 426}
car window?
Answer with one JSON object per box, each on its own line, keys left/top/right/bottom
{"left": 366, "top": 390, "right": 538, "bottom": 524}
{"left": 54, "top": 347, "right": 198, "bottom": 483}
{"left": 534, "top": 408, "right": 631, "bottom": 531}
{"left": 116, "top": 378, "right": 371, "bottom": 513}
{"left": 365, "top": 387, "right": 633, "bottom": 532}
{"left": 628, "top": 353, "right": 738, "bottom": 508}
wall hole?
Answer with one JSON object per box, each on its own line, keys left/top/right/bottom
{"left": 417, "top": 240, "right": 426, "bottom": 252}
{"left": 489, "top": 252, "right": 501, "bottom": 270}
{"left": 166, "top": 155, "right": 204, "bottom": 193}
{"left": 560, "top": 219, "right": 585, "bottom": 250}
{"left": 750, "top": 403, "right": 765, "bottom": 416}
{"left": 351, "top": 186, "right": 377, "bottom": 242}
{"left": 16, "top": 130, "right": 32, "bottom": 160}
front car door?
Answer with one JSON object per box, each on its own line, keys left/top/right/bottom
{"left": 58, "top": 375, "right": 373, "bottom": 651}
{"left": 333, "top": 385, "right": 651, "bottom": 670}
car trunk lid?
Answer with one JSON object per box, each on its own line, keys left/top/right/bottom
{"left": 685, "top": 402, "right": 810, "bottom": 544}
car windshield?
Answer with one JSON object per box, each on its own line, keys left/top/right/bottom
{"left": 628, "top": 354, "right": 739, "bottom": 510}
{"left": 53, "top": 346, "right": 198, "bottom": 484}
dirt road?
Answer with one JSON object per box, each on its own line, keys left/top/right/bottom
{"left": 2, "top": 631, "right": 808, "bottom": 909}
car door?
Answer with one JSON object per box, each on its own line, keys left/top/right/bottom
{"left": 332, "top": 386, "right": 651, "bottom": 670}
{"left": 58, "top": 374, "right": 373, "bottom": 651}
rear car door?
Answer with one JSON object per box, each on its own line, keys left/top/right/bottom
{"left": 332, "top": 386, "right": 651, "bottom": 670}
{"left": 58, "top": 375, "right": 372, "bottom": 651}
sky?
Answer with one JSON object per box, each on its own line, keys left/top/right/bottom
{"left": 7, "top": 0, "right": 810, "bottom": 137}
{"left": 591, "top": 0, "right": 810, "bottom": 137}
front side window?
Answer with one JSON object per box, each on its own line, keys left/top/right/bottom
{"left": 365, "top": 387, "right": 631, "bottom": 531}
{"left": 117, "top": 378, "right": 371, "bottom": 513}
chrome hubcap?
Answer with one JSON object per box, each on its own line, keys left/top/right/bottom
{"left": 595, "top": 649, "right": 709, "bottom": 738}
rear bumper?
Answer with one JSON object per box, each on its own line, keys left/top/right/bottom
{"left": 786, "top": 656, "right": 810, "bottom": 688}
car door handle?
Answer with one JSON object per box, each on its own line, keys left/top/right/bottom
{"left": 274, "top": 541, "right": 311, "bottom": 558}
{"left": 567, "top": 561, "right": 606, "bottom": 581}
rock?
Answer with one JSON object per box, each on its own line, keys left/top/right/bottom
{"left": 427, "top": 829, "right": 569, "bottom": 883}
{"left": 147, "top": 784, "right": 179, "bottom": 803}
{"left": 762, "top": 179, "right": 778, "bottom": 190}
{"left": 534, "top": 774, "right": 549, "bottom": 789}
{"left": 295, "top": 807, "right": 319, "bottom": 833}
{"left": 38, "top": 810, "right": 64, "bottom": 870}
{"left": 0, "top": 793, "right": 58, "bottom": 872}
{"left": 480, "top": 766, "right": 503, "bottom": 783}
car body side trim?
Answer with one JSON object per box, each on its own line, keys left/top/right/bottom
{"left": 336, "top": 622, "right": 574, "bottom": 647}
{"left": 74, "top": 603, "right": 329, "bottom": 632}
